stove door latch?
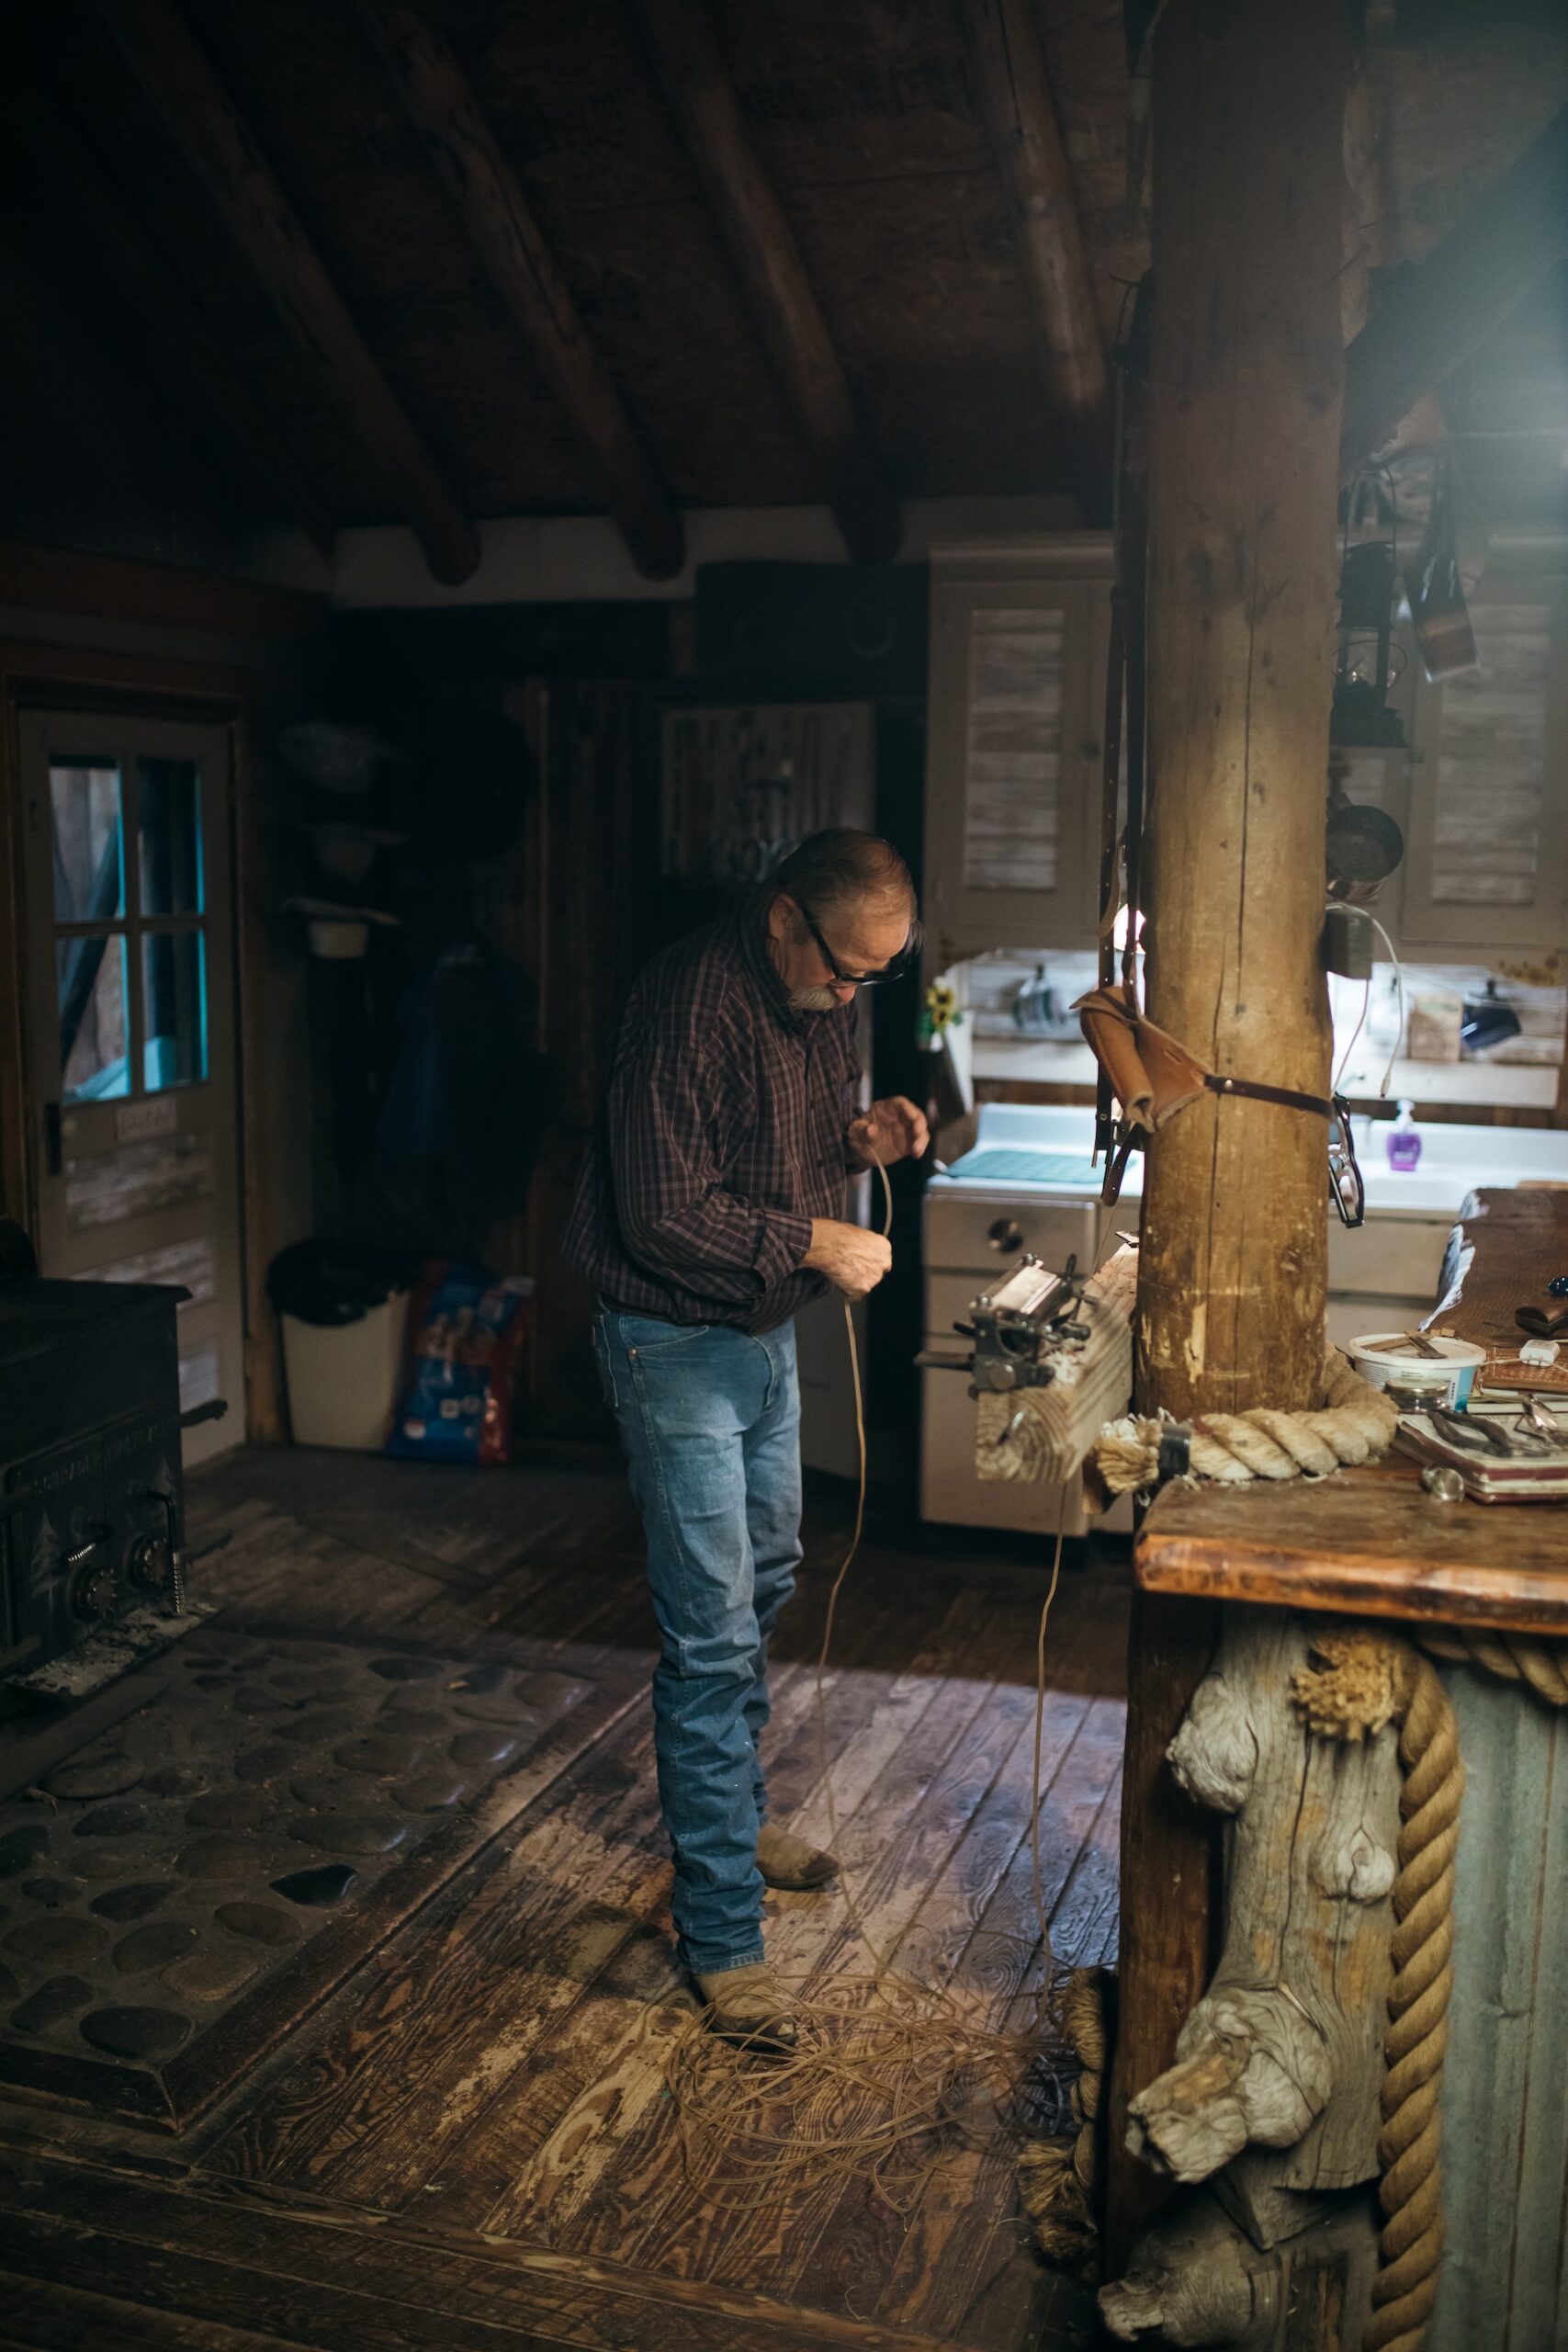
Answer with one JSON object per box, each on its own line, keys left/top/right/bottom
{"left": 62, "top": 1525, "right": 118, "bottom": 1621}
{"left": 135, "top": 1489, "right": 188, "bottom": 1617}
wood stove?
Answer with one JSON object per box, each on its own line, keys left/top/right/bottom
{"left": 0, "top": 1268, "right": 207, "bottom": 1685}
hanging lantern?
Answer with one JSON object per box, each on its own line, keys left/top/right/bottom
{"left": 1330, "top": 540, "right": 1406, "bottom": 748}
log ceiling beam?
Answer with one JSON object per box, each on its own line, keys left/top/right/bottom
{"left": 98, "top": 0, "right": 480, "bottom": 585}
{"left": 349, "top": 0, "right": 683, "bottom": 583}
{"left": 961, "top": 0, "right": 1109, "bottom": 426}
{"left": 628, "top": 0, "right": 902, "bottom": 566}
{"left": 1341, "top": 99, "right": 1568, "bottom": 486}
{"left": 1, "top": 51, "right": 336, "bottom": 562}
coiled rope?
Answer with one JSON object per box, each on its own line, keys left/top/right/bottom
{"left": 1093, "top": 1351, "right": 1397, "bottom": 1492}
{"left": 1415, "top": 1624, "right": 1568, "bottom": 1708}
{"left": 1292, "top": 1629, "right": 1464, "bottom": 2352}
{"left": 1016, "top": 1963, "right": 1111, "bottom": 2278}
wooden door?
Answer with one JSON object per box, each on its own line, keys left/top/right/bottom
{"left": 17, "top": 708, "right": 244, "bottom": 1464}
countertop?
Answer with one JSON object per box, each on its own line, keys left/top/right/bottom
{"left": 928, "top": 1103, "right": 1568, "bottom": 1218}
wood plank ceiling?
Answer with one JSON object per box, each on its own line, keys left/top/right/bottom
{"left": 6, "top": 0, "right": 1568, "bottom": 582}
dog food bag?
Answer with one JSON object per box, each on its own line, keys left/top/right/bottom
{"left": 385, "top": 1262, "right": 535, "bottom": 1464}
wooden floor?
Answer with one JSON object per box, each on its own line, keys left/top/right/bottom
{"left": 0, "top": 1447, "right": 1129, "bottom": 2352}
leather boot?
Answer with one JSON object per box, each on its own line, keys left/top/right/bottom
{"left": 694, "top": 1961, "right": 798, "bottom": 2053}
{"left": 757, "top": 1821, "right": 840, "bottom": 1891}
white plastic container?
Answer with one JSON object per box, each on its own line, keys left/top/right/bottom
{"left": 281, "top": 1291, "right": 410, "bottom": 1451}
{"left": 1348, "top": 1331, "right": 1485, "bottom": 1408}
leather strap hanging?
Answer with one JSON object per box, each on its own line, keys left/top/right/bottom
{"left": 1074, "top": 982, "right": 1334, "bottom": 1204}
{"left": 1093, "top": 277, "right": 1152, "bottom": 1201}
{"left": 1093, "top": 601, "right": 1126, "bottom": 1167}
{"left": 1117, "top": 277, "right": 1153, "bottom": 1004}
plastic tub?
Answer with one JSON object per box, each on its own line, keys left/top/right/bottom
{"left": 1348, "top": 1331, "right": 1486, "bottom": 1408}
{"left": 268, "top": 1241, "right": 412, "bottom": 1452}
{"left": 281, "top": 1292, "right": 409, "bottom": 1451}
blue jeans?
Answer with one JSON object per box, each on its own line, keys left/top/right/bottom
{"left": 592, "top": 1308, "right": 802, "bottom": 1978}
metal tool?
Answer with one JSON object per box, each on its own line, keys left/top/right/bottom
{"left": 1425, "top": 1401, "right": 1549, "bottom": 1458}
{"left": 917, "top": 1253, "right": 1088, "bottom": 1398}
{"left": 1517, "top": 1393, "right": 1561, "bottom": 1444}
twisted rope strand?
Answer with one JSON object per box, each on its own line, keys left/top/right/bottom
{"left": 1292, "top": 1630, "right": 1461, "bottom": 2352}
{"left": 1370, "top": 1652, "right": 1462, "bottom": 2352}
{"left": 1415, "top": 1625, "right": 1568, "bottom": 1709}
{"left": 1093, "top": 1351, "right": 1398, "bottom": 1495}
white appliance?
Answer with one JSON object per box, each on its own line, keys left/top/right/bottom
{"left": 919, "top": 1102, "right": 1568, "bottom": 1533}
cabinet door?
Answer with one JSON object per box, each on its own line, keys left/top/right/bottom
{"left": 1399, "top": 583, "right": 1568, "bottom": 960}
{"left": 924, "top": 578, "right": 1101, "bottom": 962}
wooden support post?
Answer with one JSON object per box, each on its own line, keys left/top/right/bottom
{"left": 350, "top": 0, "right": 684, "bottom": 583}
{"left": 99, "top": 0, "right": 480, "bottom": 586}
{"left": 1, "top": 54, "right": 336, "bottom": 562}
{"left": 629, "top": 0, "right": 902, "bottom": 567}
{"left": 1136, "top": 0, "right": 1343, "bottom": 1421}
{"left": 1107, "top": 1590, "right": 1221, "bottom": 2268}
{"left": 1110, "top": 0, "right": 1348, "bottom": 2277}
{"left": 960, "top": 0, "right": 1110, "bottom": 428}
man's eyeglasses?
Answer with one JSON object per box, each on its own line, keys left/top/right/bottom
{"left": 798, "top": 900, "right": 919, "bottom": 989}
{"left": 1328, "top": 1094, "right": 1366, "bottom": 1228}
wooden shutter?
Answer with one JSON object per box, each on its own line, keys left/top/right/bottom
{"left": 1402, "top": 584, "right": 1567, "bottom": 956}
{"left": 960, "top": 605, "right": 1066, "bottom": 893}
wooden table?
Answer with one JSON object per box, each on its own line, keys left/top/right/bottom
{"left": 1137, "top": 1453, "right": 1568, "bottom": 1635}
{"left": 1105, "top": 1185, "right": 1568, "bottom": 2349}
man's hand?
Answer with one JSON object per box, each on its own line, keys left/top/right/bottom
{"left": 804, "top": 1219, "right": 893, "bottom": 1300}
{"left": 848, "top": 1095, "right": 930, "bottom": 1170}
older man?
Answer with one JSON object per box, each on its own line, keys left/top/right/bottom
{"left": 562, "top": 830, "right": 928, "bottom": 2048}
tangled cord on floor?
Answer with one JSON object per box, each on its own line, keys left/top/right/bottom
{"left": 663, "top": 1153, "right": 1087, "bottom": 2225}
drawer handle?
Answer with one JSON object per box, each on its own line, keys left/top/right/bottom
{"left": 987, "top": 1217, "right": 1024, "bottom": 1254}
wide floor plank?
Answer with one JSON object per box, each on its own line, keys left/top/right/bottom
{"left": 0, "top": 1447, "right": 1128, "bottom": 2352}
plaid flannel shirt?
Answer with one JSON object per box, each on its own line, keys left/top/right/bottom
{"left": 561, "top": 907, "right": 861, "bottom": 1332}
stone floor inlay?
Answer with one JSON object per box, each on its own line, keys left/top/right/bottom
{"left": 89, "top": 1883, "right": 171, "bottom": 1921}
{"left": 12, "top": 1975, "right": 90, "bottom": 2033}
{"left": 270, "top": 1862, "right": 359, "bottom": 1907}
{"left": 215, "top": 1901, "right": 300, "bottom": 1946}
{"left": 80, "top": 2005, "right": 191, "bottom": 2059}
{"left": 0, "top": 1631, "right": 592, "bottom": 2126}
{"left": 112, "top": 1923, "right": 199, "bottom": 1973}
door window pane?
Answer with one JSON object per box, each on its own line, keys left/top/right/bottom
{"left": 141, "top": 931, "right": 208, "bottom": 1090}
{"left": 51, "top": 763, "right": 124, "bottom": 922}
{"left": 58, "top": 934, "right": 130, "bottom": 1101}
{"left": 139, "top": 758, "right": 204, "bottom": 916}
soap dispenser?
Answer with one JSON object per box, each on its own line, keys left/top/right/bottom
{"left": 1386, "top": 1097, "right": 1422, "bottom": 1172}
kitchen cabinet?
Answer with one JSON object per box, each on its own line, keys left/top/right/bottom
{"left": 1333, "top": 573, "right": 1568, "bottom": 969}
{"left": 1397, "top": 579, "right": 1568, "bottom": 964}
{"left": 926, "top": 542, "right": 1566, "bottom": 978}
{"left": 923, "top": 537, "right": 1113, "bottom": 967}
